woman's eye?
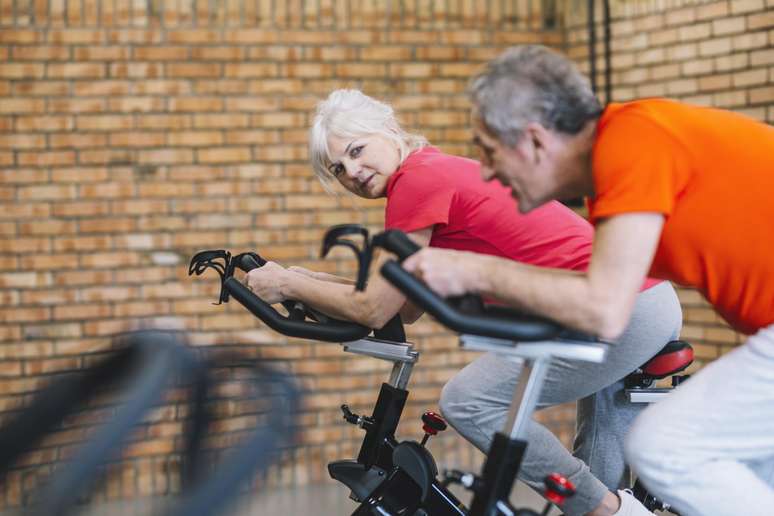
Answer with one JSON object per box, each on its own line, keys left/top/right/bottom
{"left": 332, "top": 164, "right": 344, "bottom": 177}
{"left": 350, "top": 146, "right": 363, "bottom": 158}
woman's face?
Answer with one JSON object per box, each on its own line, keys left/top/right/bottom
{"left": 326, "top": 133, "right": 401, "bottom": 199}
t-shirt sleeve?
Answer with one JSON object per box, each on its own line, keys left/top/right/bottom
{"left": 385, "top": 167, "right": 456, "bottom": 233}
{"left": 588, "top": 112, "right": 687, "bottom": 224}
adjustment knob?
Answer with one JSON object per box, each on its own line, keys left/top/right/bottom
{"left": 421, "top": 411, "right": 447, "bottom": 435}
{"left": 420, "top": 411, "right": 447, "bottom": 446}
{"left": 544, "top": 473, "right": 576, "bottom": 506}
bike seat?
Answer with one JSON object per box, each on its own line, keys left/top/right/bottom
{"left": 639, "top": 340, "right": 694, "bottom": 379}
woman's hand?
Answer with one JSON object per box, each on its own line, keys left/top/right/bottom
{"left": 244, "top": 261, "right": 290, "bottom": 304}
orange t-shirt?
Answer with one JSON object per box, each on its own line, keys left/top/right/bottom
{"left": 588, "top": 99, "right": 774, "bottom": 335}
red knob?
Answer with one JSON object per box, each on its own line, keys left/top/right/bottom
{"left": 421, "top": 411, "right": 447, "bottom": 436}
{"left": 544, "top": 473, "right": 576, "bottom": 506}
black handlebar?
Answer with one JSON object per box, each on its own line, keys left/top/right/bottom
{"left": 380, "top": 262, "right": 566, "bottom": 341}
{"left": 369, "top": 229, "right": 597, "bottom": 343}
{"left": 190, "top": 248, "right": 405, "bottom": 343}
{"left": 224, "top": 278, "right": 372, "bottom": 342}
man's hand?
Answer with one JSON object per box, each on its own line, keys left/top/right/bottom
{"left": 244, "top": 261, "right": 290, "bottom": 304}
{"left": 402, "top": 248, "right": 488, "bottom": 297}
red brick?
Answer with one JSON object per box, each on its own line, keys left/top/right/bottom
{"left": 750, "top": 86, "right": 774, "bottom": 103}
{"left": 78, "top": 216, "right": 136, "bottom": 232}
{"left": 0, "top": 134, "right": 46, "bottom": 149}
{"left": 73, "top": 80, "right": 131, "bottom": 96}
{"left": 136, "top": 182, "right": 196, "bottom": 197}
{"left": 79, "top": 182, "right": 136, "bottom": 199}
{"left": 19, "top": 219, "right": 77, "bottom": 236}
{"left": 167, "top": 63, "right": 222, "bottom": 78}
{"left": 247, "top": 78, "right": 305, "bottom": 94}
{"left": 730, "top": 0, "right": 765, "bottom": 14}
{"left": 12, "top": 46, "right": 70, "bottom": 61}
{"left": 168, "top": 97, "right": 224, "bottom": 112}
{"left": 0, "top": 236, "right": 51, "bottom": 253}
{"left": 48, "top": 132, "right": 107, "bottom": 149}
{"left": 167, "top": 29, "right": 221, "bottom": 44}
{"left": 17, "top": 184, "right": 77, "bottom": 201}
{"left": 47, "top": 62, "right": 105, "bottom": 79}
{"left": 14, "top": 80, "right": 69, "bottom": 96}
{"left": 73, "top": 46, "right": 130, "bottom": 61}
{"left": 108, "top": 132, "right": 166, "bottom": 147}
{"left": 48, "top": 98, "right": 105, "bottom": 113}
{"left": 0, "top": 30, "right": 39, "bottom": 43}
{"left": 137, "top": 149, "right": 194, "bottom": 165}
{"left": 53, "top": 235, "right": 113, "bottom": 252}
{"left": 17, "top": 151, "right": 75, "bottom": 167}
{"left": 197, "top": 147, "right": 252, "bottom": 163}
{"left": 223, "top": 62, "right": 282, "bottom": 78}
{"left": 0, "top": 63, "right": 45, "bottom": 79}
{"left": 51, "top": 200, "right": 110, "bottom": 217}
{"left": 107, "top": 62, "right": 160, "bottom": 79}
{"left": 135, "top": 80, "right": 192, "bottom": 95}
{"left": 76, "top": 114, "right": 133, "bottom": 131}
{"left": 191, "top": 46, "right": 245, "bottom": 60}
{"left": 193, "top": 113, "right": 250, "bottom": 129}
{"left": 110, "top": 199, "right": 168, "bottom": 215}
{"left": 167, "top": 131, "right": 224, "bottom": 147}
{"left": 137, "top": 114, "right": 191, "bottom": 130}
{"left": 223, "top": 97, "right": 279, "bottom": 112}
{"left": 133, "top": 46, "right": 189, "bottom": 60}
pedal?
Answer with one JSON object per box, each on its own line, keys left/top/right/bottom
{"left": 442, "top": 469, "right": 482, "bottom": 493}
{"left": 340, "top": 404, "right": 374, "bottom": 430}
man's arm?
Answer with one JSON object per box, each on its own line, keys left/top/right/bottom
{"left": 287, "top": 266, "right": 354, "bottom": 285}
{"left": 403, "top": 213, "right": 664, "bottom": 339}
{"left": 247, "top": 229, "right": 432, "bottom": 329}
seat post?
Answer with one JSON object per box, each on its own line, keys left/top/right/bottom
{"left": 503, "top": 355, "right": 550, "bottom": 440}
{"left": 341, "top": 338, "right": 419, "bottom": 389}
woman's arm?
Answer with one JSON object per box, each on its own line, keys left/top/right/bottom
{"left": 246, "top": 228, "right": 432, "bottom": 329}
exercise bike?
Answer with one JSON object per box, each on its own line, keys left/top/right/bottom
{"left": 190, "top": 241, "right": 581, "bottom": 515}
{"left": 339, "top": 225, "right": 693, "bottom": 515}
{"left": 190, "top": 248, "right": 470, "bottom": 515}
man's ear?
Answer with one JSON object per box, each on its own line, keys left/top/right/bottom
{"left": 523, "top": 122, "right": 551, "bottom": 164}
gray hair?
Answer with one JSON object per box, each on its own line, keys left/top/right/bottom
{"left": 309, "top": 89, "right": 428, "bottom": 191}
{"left": 469, "top": 45, "right": 602, "bottom": 146}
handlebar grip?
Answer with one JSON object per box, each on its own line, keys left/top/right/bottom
{"left": 236, "top": 254, "right": 303, "bottom": 319}
{"left": 237, "top": 254, "right": 264, "bottom": 271}
{"left": 448, "top": 295, "right": 485, "bottom": 314}
{"left": 373, "top": 230, "right": 421, "bottom": 262}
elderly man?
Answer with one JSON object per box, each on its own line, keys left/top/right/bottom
{"left": 403, "top": 45, "right": 774, "bottom": 516}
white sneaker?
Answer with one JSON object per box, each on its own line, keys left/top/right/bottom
{"left": 612, "top": 489, "right": 656, "bottom": 516}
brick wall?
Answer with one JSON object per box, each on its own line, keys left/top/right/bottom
{"left": 2, "top": 0, "right": 772, "bottom": 508}
{"left": 565, "top": 0, "right": 773, "bottom": 368}
{"left": 0, "top": 0, "right": 563, "bottom": 507}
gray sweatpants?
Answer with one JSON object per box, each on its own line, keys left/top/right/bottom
{"left": 439, "top": 282, "right": 682, "bottom": 515}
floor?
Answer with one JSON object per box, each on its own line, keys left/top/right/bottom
{"left": 3, "top": 479, "right": 677, "bottom": 515}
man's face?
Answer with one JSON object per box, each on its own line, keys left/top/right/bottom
{"left": 471, "top": 111, "right": 549, "bottom": 214}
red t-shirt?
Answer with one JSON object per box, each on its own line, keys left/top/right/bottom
{"left": 588, "top": 99, "right": 774, "bottom": 334}
{"left": 385, "top": 147, "right": 660, "bottom": 289}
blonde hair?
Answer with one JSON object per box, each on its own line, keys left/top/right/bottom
{"left": 309, "top": 89, "right": 428, "bottom": 192}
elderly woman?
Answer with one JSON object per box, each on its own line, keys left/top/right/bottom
{"left": 245, "top": 89, "right": 681, "bottom": 516}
